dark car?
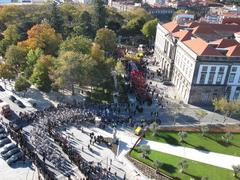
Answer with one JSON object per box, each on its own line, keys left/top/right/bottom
{"left": 15, "top": 100, "right": 26, "bottom": 108}
{"left": 0, "top": 85, "right": 4, "bottom": 92}
{"left": 163, "top": 81, "right": 173, "bottom": 86}
{"left": 9, "top": 95, "right": 16, "bottom": 102}
{"left": 2, "top": 148, "right": 20, "bottom": 160}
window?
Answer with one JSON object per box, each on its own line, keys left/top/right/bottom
{"left": 200, "top": 72, "right": 206, "bottom": 84}
{"left": 231, "top": 67, "right": 237, "bottom": 72}
{"left": 202, "top": 66, "right": 208, "bottom": 72}
{"left": 208, "top": 66, "right": 216, "bottom": 84}
{"left": 216, "top": 67, "right": 225, "bottom": 84}
{"left": 229, "top": 73, "right": 236, "bottom": 83}
{"left": 238, "top": 76, "right": 240, "bottom": 83}
{"left": 164, "top": 40, "right": 169, "bottom": 54}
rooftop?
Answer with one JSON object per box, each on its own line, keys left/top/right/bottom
{"left": 160, "top": 20, "right": 240, "bottom": 57}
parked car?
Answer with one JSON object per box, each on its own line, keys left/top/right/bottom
{"left": 1, "top": 143, "right": 16, "bottom": 155}
{"left": 163, "top": 81, "right": 173, "bottom": 86}
{"left": 0, "top": 85, "right": 5, "bottom": 92}
{"left": 0, "top": 127, "right": 5, "bottom": 134}
{"left": 2, "top": 148, "right": 19, "bottom": 160}
{"left": 0, "top": 133, "right": 7, "bottom": 139}
{"left": 9, "top": 95, "right": 16, "bottom": 102}
{"left": 0, "top": 138, "right": 11, "bottom": 147}
{"left": 6, "top": 151, "right": 22, "bottom": 165}
{"left": 15, "top": 100, "right": 26, "bottom": 108}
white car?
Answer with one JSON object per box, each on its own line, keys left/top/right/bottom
{"left": 0, "top": 138, "right": 11, "bottom": 147}
{"left": 1, "top": 143, "right": 16, "bottom": 155}
{"left": 6, "top": 151, "right": 22, "bottom": 165}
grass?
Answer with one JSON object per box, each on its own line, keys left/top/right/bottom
{"left": 145, "top": 131, "right": 240, "bottom": 156}
{"left": 130, "top": 147, "right": 236, "bottom": 180}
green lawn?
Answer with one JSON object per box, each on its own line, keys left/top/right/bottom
{"left": 145, "top": 131, "right": 240, "bottom": 156}
{"left": 130, "top": 147, "right": 236, "bottom": 180}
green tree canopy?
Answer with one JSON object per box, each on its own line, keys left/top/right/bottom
{"left": 95, "top": 28, "right": 116, "bottom": 53}
{"left": 92, "top": 0, "right": 107, "bottom": 29}
{"left": 0, "top": 24, "right": 20, "bottom": 56}
{"left": 5, "top": 44, "right": 28, "bottom": 72}
{"left": 24, "top": 48, "right": 44, "bottom": 78}
{"left": 15, "top": 75, "right": 31, "bottom": 92}
{"left": 141, "top": 18, "right": 158, "bottom": 39}
{"left": 31, "top": 55, "right": 54, "bottom": 92}
{"left": 73, "top": 11, "right": 94, "bottom": 38}
{"left": 54, "top": 51, "right": 94, "bottom": 95}
{"left": 60, "top": 36, "right": 92, "bottom": 54}
{"left": 49, "top": 2, "right": 64, "bottom": 34}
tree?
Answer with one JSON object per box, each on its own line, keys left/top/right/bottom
{"left": 92, "top": 0, "right": 107, "bottom": 29}
{"left": 195, "top": 109, "right": 208, "bottom": 123}
{"left": 73, "top": 11, "right": 94, "bottom": 38}
{"left": 153, "top": 160, "right": 163, "bottom": 173}
{"left": 139, "top": 144, "right": 151, "bottom": 159}
{"left": 115, "top": 61, "right": 125, "bottom": 75}
{"left": 25, "top": 48, "right": 44, "bottom": 78}
{"left": 141, "top": 18, "right": 158, "bottom": 40}
{"left": 232, "top": 165, "right": 240, "bottom": 178}
{"left": 0, "top": 64, "right": 16, "bottom": 88}
{"left": 19, "top": 23, "right": 62, "bottom": 56}
{"left": 213, "top": 98, "right": 239, "bottom": 123}
{"left": 95, "top": 28, "right": 117, "bottom": 53}
{"left": 178, "top": 159, "right": 188, "bottom": 173}
{"left": 200, "top": 125, "right": 209, "bottom": 137}
{"left": 5, "top": 44, "right": 28, "bottom": 72}
{"left": 31, "top": 55, "right": 54, "bottom": 92}
{"left": 221, "top": 132, "right": 233, "bottom": 144}
{"left": 149, "top": 122, "right": 158, "bottom": 136}
{"left": 15, "top": 76, "right": 31, "bottom": 96}
{"left": 60, "top": 36, "right": 92, "bottom": 54}
{"left": 54, "top": 51, "right": 94, "bottom": 95}
{"left": 49, "top": 2, "right": 64, "bottom": 34}
{"left": 0, "top": 24, "right": 20, "bottom": 56}
{"left": 178, "top": 131, "right": 187, "bottom": 143}
{"left": 121, "top": 16, "right": 146, "bottom": 36}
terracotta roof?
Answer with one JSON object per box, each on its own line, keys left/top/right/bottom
{"left": 162, "top": 21, "right": 180, "bottom": 33}
{"left": 183, "top": 37, "right": 223, "bottom": 56}
{"left": 187, "top": 22, "right": 240, "bottom": 33}
{"left": 192, "top": 25, "right": 215, "bottom": 34}
{"left": 226, "top": 45, "right": 240, "bottom": 57}
{"left": 222, "top": 17, "right": 240, "bottom": 25}
{"left": 211, "top": 39, "right": 239, "bottom": 48}
{"left": 172, "top": 30, "right": 192, "bottom": 41}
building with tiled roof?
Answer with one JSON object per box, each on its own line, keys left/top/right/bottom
{"left": 154, "top": 20, "right": 240, "bottom": 105}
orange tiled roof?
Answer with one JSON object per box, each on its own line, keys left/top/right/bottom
{"left": 183, "top": 38, "right": 223, "bottom": 56}
{"left": 211, "top": 39, "right": 239, "bottom": 48}
{"left": 162, "top": 21, "right": 180, "bottom": 33}
{"left": 226, "top": 45, "right": 240, "bottom": 57}
{"left": 187, "top": 22, "right": 240, "bottom": 33}
{"left": 172, "top": 30, "right": 192, "bottom": 41}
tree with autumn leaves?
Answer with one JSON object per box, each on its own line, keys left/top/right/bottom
{"left": 19, "top": 23, "right": 62, "bottom": 56}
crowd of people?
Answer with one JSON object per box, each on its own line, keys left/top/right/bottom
{"left": 7, "top": 103, "right": 131, "bottom": 180}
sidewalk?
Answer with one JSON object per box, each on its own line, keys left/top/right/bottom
{"left": 139, "top": 140, "right": 240, "bottom": 170}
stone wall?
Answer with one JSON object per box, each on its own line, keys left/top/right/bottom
{"left": 188, "top": 85, "right": 226, "bottom": 105}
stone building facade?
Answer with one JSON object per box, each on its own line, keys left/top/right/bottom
{"left": 154, "top": 21, "right": 240, "bottom": 105}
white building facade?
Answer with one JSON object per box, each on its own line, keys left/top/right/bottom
{"left": 154, "top": 21, "right": 240, "bottom": 105}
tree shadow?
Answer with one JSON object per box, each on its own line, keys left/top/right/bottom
{"left": 159, "top": 134, "right": 180, "bottom": 146}
{"left": 161, "top": 163, "right": 177, "bottom": 174}
{"left": 195, "top": 146, "right": 209, "bottom": 152}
